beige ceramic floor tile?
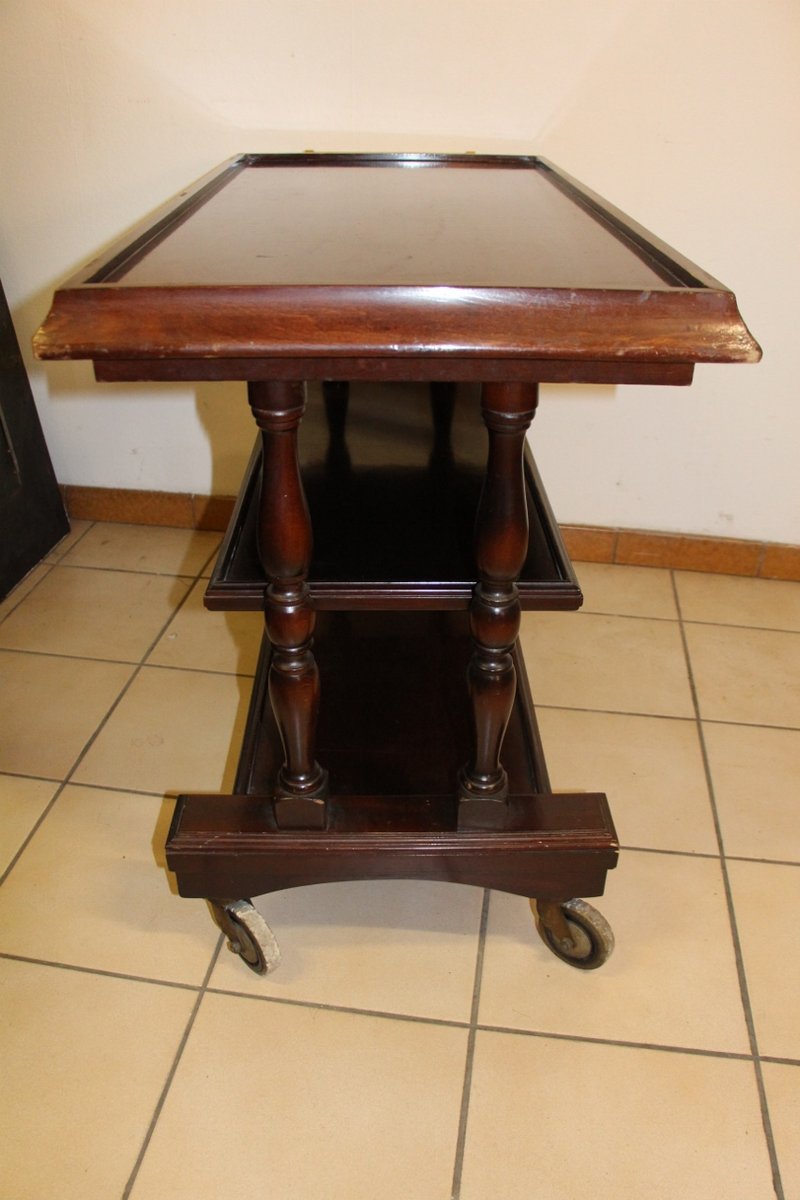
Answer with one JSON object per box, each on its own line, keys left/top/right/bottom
{"left": 0, "top": 775, "right": 58, "bottom": 874}
{"left": 147, "top": 579, "right": 261, "bottom": 674}
{"left": 0, "top": 650, "right": 133, "bottom": 778}
{"left": 0, "top": 786, "right": 215, "bottom": 984}
{"left": 479, "top": 850, "right": 749, "bottom": 1052}
{"left": 129, "top": 992, "right": 467, "bottom": 1200}
{"left": 577, "top": 561, "right": 678, "bottom": 619}
{"left": 461, "top": 1032, "right": 775, "bottom": 1200}
{"left": 0, "top": 566, "right": 191, "bottom": 661}
{"left": 0, "top": 958, "right": 194, "bottom": 1200}
{"left": 73, "top": 665, "right": 251, "bottom": 793}
{"left": 0, "top": 561, "right": 52, "bottom": 620}
{"left": 43, "top": 519, "right": 92, "bottom": 562}
{"left": 684, "top": 624, "right": 800, "bottom": 728}
{"left": 538, "top": 707, "right": 717, "bottom": 854}
{"left": 727, "top": 859, "right": 800, "bottom": 1060}
{"left": 704, "top": 723, "right": 800, "bottom": 862}
{"left": 676, "top": 570, "right": 800, "bottom": 631}
{"left": 519, "top": 611, "right": 694, "bottom": 717}
{"left": 62, "top": 522, "right": 221, "bottom": 576}
{"left": 761, "top": 1063, "right": 800, "bottom": 1200}
{"left": 210, "top": 879, "right": 483, "bottom": 1021}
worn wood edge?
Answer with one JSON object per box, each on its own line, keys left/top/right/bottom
{"left": 167, "top": 792, "right": 618, "bottom": 851}
{"left": 34, "top": 285, "right": 760, "bottom": 364}
{"left": 58, "top": 485, "right": 799, "bottom": 581}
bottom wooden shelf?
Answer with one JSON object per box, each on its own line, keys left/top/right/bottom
{"left": 166, "top": 611, "right": 618, "bottom": 901}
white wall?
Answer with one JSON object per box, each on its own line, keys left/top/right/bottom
{"left": 2, "top": 0, "right": 797, "bottom": 542}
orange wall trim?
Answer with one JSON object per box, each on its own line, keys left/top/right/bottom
{"left": 61, "top": 485, "right": 800, "bottom": 583}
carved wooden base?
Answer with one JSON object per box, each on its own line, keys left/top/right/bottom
{"left": 168, "top": 791, "right": 617, "bottom": 901}
{"left": 166, "top": 611, "right": 618, "bottom": 904}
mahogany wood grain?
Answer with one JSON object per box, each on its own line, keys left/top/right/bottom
{"left": 167, "top": 790, "right": 618, "bottom": 900}
{"left": 35, "top": 282, "right": 758, "bottom": 364}
{"left": 31, "top": 153, "right": 761, "bottom": 943}
{"left": 238, "top": 611, "right": 544, "bottom": 801}
{"left": 206, "top": 381, "right": 581, "bottom": 612}
{"left": 93, "top": 357, "right": 696, "bottom": 385}
{"left": 34, "top": 154, "right": 761, "bottom": 371}
{"left": 166, "top": 610, "right": 618, "bottom": 900}
{"left": 458, "top": 383, "right": 539, "bottom": 826}
{"left": 247, "top": 381, "right": 327, "bottom": 827}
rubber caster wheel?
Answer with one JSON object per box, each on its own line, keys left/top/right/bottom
{"left": 210, "top": 899, "right": 281, "bottom": 975}
{"left": 532, "top": 898, "right": 614, "bottom": 970}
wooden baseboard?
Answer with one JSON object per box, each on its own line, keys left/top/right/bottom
{"left": 60, "top": 484, "right": 800, "bottom": 583}
{"left": 61, "top": 485, "right": 238, "bottom": 533}
{"left": 559, "top": 526, "right": 800, "bottom": 582}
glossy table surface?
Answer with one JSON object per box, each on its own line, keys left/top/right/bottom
{"left": 34, "top": 154, "right": 761, "bottom": 374}
{"left": 110, "top": 163, "right": 672, "bottom": 290}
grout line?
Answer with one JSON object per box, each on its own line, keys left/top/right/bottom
{"left": 0, "top": 951, "right": 202, "bottom": 993}
{"left": 197, "top": 980, "right": 800, "bottom": 1068}
{"left": 538, "top": 701, "right": 699, "bottom": 725}
{"left": 726, "top": 855, "right": 800, "bottom": 870}
{"left": 0, "top": 769, "right": 63, "bottom": 785}
{"left": 0, "top": 646, "right": 158, "bottom": 668}
{"left": 49, "top": 519, "right": 96, "bottom": 561}
{"left": 198, "top": 540, "right": 224, "bottom": 577}
{"left": 475, "top": 1022, "right": 755, "bottom": 1062}
{"left": 450, "top": 889, "right": 490, "bottom": 1200}
{"left": 619, "top": 843, "right": 720, "bottom": 861}
{"left": 2, "top": 766, "right": 796, "bottom": 870}
{"left": 700, "top": 717, "right": 800, "bottom": 733}
{"left": 577, "top": 609, "right": 680, "bottom": 625}
{"left": 625, "top": 846, "right": 795, "bottom": 868}
{"left": 121, "top": 935, "right": 225, "bottom": 1200}
{"left": 536, "top": 701, "right": 699, "bottom": 723}
{"left": 5, "top": 946, "right": 794, "bottom": 1072}
{"left": 693, "top": 716, "right": 800, "bottom": 734}
{"left": 0, "top": 522, "right": 96, "bottom": 623}
{"left": 137, "top": 662, "right": 257, "bottom": 681}
{"left": 204, "top": 986, "right": 472, "bottom": 1031}
{"left": 0, "top": 645, "right": 257, "bottom": 680}
{"left": 43, "top": 779, "right": 175, "bottom": 800}
{"left": 759, "top": 1055, "right": 800, "bottom": 1068}
{"left": 0, "top": 557, "right": 209, "bottom": 889}
{"left": 20, "top": 559, "right": 200, "bottom": 581}
{"left": 564, "top": 604, "right": 800, "bottom": 638}
{"left": 0, "top": 780, "right": 71, "bottom": 887}
{"left": 671, "top": 570, "right": 786, "bottom": 1200}
{"left": 0, "top": 562, "right": 57, "bottom": 624}
{"left": 537, "top": 702, "right": 800, "bottom": 735}
{"left": 682, "top": 617, "right": 800, "bottom": 637}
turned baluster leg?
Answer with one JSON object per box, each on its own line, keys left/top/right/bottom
{"left": 248, "top": 380, "right": 328, "bottom": 829}
{"left": 458, "top": 381, "right": 538, "bottom": 830}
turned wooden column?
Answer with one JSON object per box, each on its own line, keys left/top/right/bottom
{"left": 458, "top": 381, "right": 538, "bottom": 830}
{"left": 248, "top": 380, "right": 328, "bottom": 829}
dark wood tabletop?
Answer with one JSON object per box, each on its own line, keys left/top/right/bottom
{"left": 34, "top": 153, "right": 761, "bottom": 379}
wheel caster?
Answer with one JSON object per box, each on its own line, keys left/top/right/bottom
{"left": 208, "top": 899, "right": 281, "bottom": 975}
{"left": 532, "top": 898, "right": 614, "bottom": 970}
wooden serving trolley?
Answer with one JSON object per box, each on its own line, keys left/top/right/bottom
{"left": 35, "top": 153, "right": 760, "bottom": 973}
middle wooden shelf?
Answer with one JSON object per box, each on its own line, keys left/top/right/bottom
{"left": 206, "top": 380, "right": 582, "bottom": 612}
